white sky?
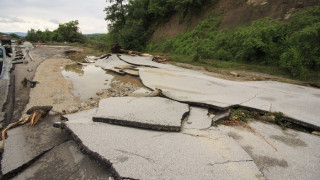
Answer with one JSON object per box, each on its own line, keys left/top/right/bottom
{"left": 0, "top": 0, "right": 111, "bottom": 34}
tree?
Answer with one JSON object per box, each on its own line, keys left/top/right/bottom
{"left": 25, "top": 29, "right": 37, "bottom": 42}
{"left": 10, "top": 33, "right": 20, "bottom": 39}
{"left": 57, "top": 20, "right": 85, "bottom": 42}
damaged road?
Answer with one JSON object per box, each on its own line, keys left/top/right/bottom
{"left": 1, "top": 45, "right": 320, "bottom": 179}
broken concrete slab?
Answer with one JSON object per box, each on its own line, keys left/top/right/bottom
{"left": 183, "top": 107, "right": 212, "bottom": 130}
{"left": 93, "top": 97, "right": 189, "bottom": 131}
{"left": 139, "top": 68, "right": 320, "bottom": 130}
{"left": 219, "top": 121, "right": 320, "bottom": 180}
{"left": 64, "top": 113, "right": 263, "bottom": 180}
{"left": 64, "top": 108, "right": 97, "bottom": 124}
{"left": 94, "top": 54, "right": 130, "bottom": 75}
{"left": 1, "top": 115, "right": 70, "bottom": 175}
{"left": 129, "top": 88, "right": 152, "bottom": 97}
{"left": 12, "top": 140, "right": 111, "bottom": 180}
{"left": 119, "top": 55, "right": 176, "bottom": 69}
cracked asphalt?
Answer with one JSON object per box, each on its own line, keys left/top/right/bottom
{"left": 1, "top": 45, "right": 320, "bottom": 179}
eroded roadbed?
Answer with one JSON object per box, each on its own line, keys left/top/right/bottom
{"left": 1, "top": 46, "right": 320, "bottom": 180}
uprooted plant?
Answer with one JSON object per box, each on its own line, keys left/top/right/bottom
{"left": 1, "top": 106, "right": 53, "bottom": 140}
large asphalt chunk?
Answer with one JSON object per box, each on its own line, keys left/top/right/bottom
{"left": 139, "top": 68, "right": 320, "bottom": 130}
{"left": 13, "top": 140, "right": 111, "bottom": 180}
{"left": 65, "top": 112, "right": 263, "bottom": 180}
{"left": 183, "top": 106, "right": 212, "bottom": 130}
{"left": 1, "top": 115, "right": 70, "bottom": 175}
{"left": 94, "top": 54, "right": 130, "bottom": 74}
{"left": 93, "top": 97, "right": 189, "bottom": 131}
{"left": 219, "top": 121, "right": 320, "bottom": 180}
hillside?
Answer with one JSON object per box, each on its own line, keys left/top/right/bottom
{"left": 105, "top": 0, "right": 320, "bottom": 81}
{"left": 152, "top": 0, "right": 320, "bottom": 39}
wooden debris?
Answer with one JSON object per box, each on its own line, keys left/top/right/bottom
{"left": 153, "top": 55, "right": 170, "bottom": 63}
{"left": 1, "top": 106, "right": 52, "bottom": 140}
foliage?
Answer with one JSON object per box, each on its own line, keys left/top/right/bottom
{"left": 25, "top": 20, "right": 86, "bottom": 43}
{"left": 9, "top": 33, "right": 20, "bottom": 39}
{"left": 229, "top": 109, "right": 259, "bottom": 123}
{"left": 105, "top": 0, "right": 210, "bottom": 50}
{"left": 146, "top": 6, "right": 320, "bottom": 80}
{"left": 86, "top": 33, "right": 113, "bottom": 52}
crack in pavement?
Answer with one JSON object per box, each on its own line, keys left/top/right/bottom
{"left": 2, "top": 139, "right": 70, "bottom": 179}
{"left": 239, "top": 92, "right": 263, "bottom": 105}
{"left": 181, "top": 132, "right": 220, "bottom": 141}
{"left": 208, "top": 159, "right": 254, "bottom": 166}
{"left": 115, "top": 149, "right": 155, "bottom": 163}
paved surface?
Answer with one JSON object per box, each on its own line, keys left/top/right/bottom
{"left": 139, "top": 67, "right": 320, "bottom": 130}
{"left": 65, "top": 110, "right": 263, "bottom": 180}
{"left": 13, "top": 140, "right": 111, "bottom": 180}
{"left": 94, "top": 55, "right": 131, "bottom": 75}
{"left": 219, "top": 121, "right": 320, "bottom": 180}
{"left": 93, "top": 97, "right": 189, "bottom": 131}
{"left": 1, "top": 116, "right": 70, "bottom": 175}
{"left": 183, "top": 107, "right": 212, "bottom": 130}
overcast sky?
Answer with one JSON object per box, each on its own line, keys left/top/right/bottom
{"left": 0, "top": 0, "right": 111, "bottom": 34}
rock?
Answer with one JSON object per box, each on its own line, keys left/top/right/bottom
{"left": 65, "top": 106, "right": 79, "bottom": 114}
{"left": 230, "top": 72, "right": 240, "bottom": 77}
{"left": 129, "top": 88, "right": 151, "bottom": 97}
{"left": 312, "top": 131, "right": 320, "bottom": 136}
{"left": 149, "top": 88, "right": 162, "bottom": 97}
{"left": 80, "top": 102, "right": 87, "bottom": 109}
{"left": 260, "top": 115, "right": 276, "bottom": 122}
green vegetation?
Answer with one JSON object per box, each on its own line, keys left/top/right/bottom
{"left": 229, "top": 109, "right": 259, "bottom": 123}
{"left": 146, "top": 6, "right": 320, "bottom": 80}
{"left": 24, "top": 20, "right": 112, "bottom": 53}
{"left": 105, "top": 0, "right": 210, "bottom": 50}
{"left": 9, "top": 33, "right": 20, "bottom": 39}
{"left": 105, "top": 1, "right": 320, "bottom": 81}
{"left": 25, "top": 20, "right": 86, "bottom": 43}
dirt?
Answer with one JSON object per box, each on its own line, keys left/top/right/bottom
{"left": 151, "top": 0, "right": 320, "bottom": 39}
{"left": 174, "top": 62, "right": 305, "bottom": 85}
{"left": 24, "top": 58, "right": 80, "bottom": 115}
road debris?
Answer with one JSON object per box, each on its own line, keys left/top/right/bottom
{"left": 312, "top": 131, "right": 320, "bottom": 136}
{"left": 21, "top": 78, "right": 39, "bottom": 88}
{"left": 1, "top": 106, "right": 52, "bottom": 140}
{"left": 152, "top": 55, "right": 170, "bottom": 63}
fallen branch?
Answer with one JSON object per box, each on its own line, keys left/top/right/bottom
{"left": 1, "top": 106, "right": 52, "bottom": 140}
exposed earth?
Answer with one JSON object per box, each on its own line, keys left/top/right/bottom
{"left": 0, "top": 45, "right": 319, "bottom": 179}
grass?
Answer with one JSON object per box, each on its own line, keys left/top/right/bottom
{"left": 153, "top": 52, "right": 320, "bottom": 84}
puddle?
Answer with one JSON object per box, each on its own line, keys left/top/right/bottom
{"left": 62, "top": 64, "right": 114, "bottom": 101}
{"left": 106, "top": 71, "right": 145, "bottom": 87}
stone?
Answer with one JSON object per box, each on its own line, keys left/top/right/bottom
{"left": 149, "top": 88, "right": 161, "bottom": 97}
{"left": 312, "top": 131, "right": 320, "bottom": 136}
{"left": 129, "top": 88, "right": 151, "bottom": 97}
{"left": 93, "top": 97, "right": 189, "bottom": 131}
{"left": 64, "top": 113, "right": 263, "bottom": 180}
{"left": 260, "top": 115, "right": 276, "bottom": 122}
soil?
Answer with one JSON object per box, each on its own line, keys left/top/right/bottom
{"left": 24, "top": 58, "right": 80, "bottom": 115}
{"left": 151, "top": 0, "right": 320, "bottom": 39}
